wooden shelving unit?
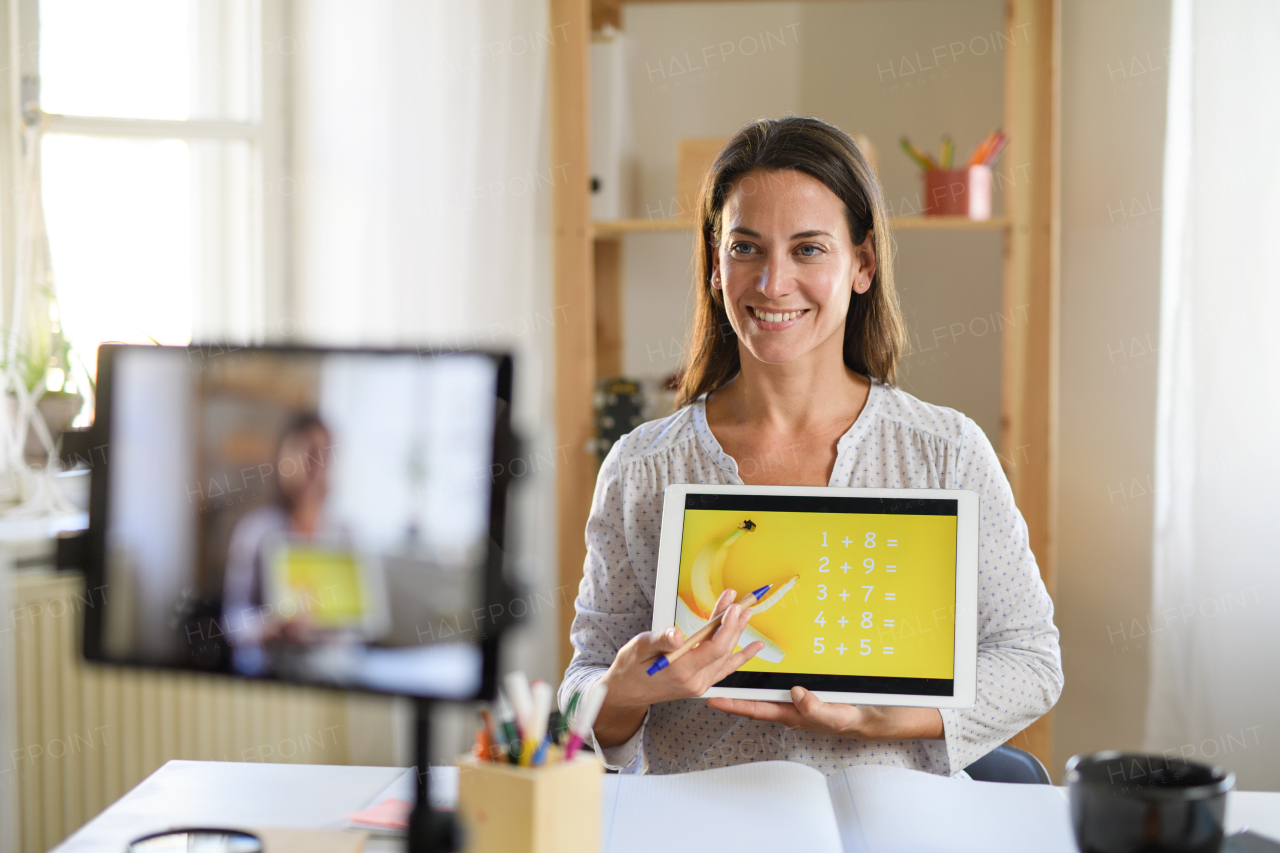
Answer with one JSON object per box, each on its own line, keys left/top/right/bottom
{"left": 886, "top": 215, "right": 1013, "bottom": 232}
{"left": 592, "top": 216, "right": 1012, "bottom": 238}
{"left": 551, "top": 0, "right": 1059, "bottom": 772}
{"left": 591, "top": 218, "right": 692, "bottom": 237}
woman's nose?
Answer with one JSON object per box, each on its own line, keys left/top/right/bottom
{"left": 756, "top": 259, "right": 794, "bottom": 299}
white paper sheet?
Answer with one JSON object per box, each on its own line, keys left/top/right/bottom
{"left": 1226, "top": 792, "right": 1280, "bottom": 843}
{"left": 338, "top": 765, "right": 457, "bottom": 836}
{"left": 601, "top": 760, "right": 843, "bottom": 853}
{"left": 828, "top": 764, "right": 1077, "bottom": 853}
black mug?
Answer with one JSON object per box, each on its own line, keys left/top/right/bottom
{"left": 1067, "top": 751, "right": 1235, "bottom": 853}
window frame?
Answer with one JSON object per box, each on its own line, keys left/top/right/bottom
{"left": 2, "top": 0, "right": 293, "bottom": 352}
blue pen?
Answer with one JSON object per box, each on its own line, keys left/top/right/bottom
{"left": 647, "top": 584, "right": 772, "bottom": 676}
{"left": 532, "top": 733, "right": 551, "bottom": 766}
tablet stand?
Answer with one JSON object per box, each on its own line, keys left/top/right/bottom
{"left": 408, "top": 699, "right": 460, "bottom": 853}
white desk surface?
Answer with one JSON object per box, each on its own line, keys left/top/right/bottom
{"left": 50, "top": 761, "right": 407, "bottom": 853}
{"left": 51, "top": 759, "right": 1280, "bottom": 853}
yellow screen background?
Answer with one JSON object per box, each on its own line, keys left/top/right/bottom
{"left": 677, "top": 509, "right": 957, "bottom": 679}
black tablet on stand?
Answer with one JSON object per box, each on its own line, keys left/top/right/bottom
{"left": 77, "top": 344, "right": 523, "bottom": 853}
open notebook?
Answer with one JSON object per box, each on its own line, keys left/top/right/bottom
{"left": 600, "top": 761, "right": 1077, "bottom": 853}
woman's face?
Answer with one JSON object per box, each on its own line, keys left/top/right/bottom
{"left": 277, "top": 425, "right": 332, "bottom": 506}
{"left": 711, "top": 168, "right": 875, "bottom": 368}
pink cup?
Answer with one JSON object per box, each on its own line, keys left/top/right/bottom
{"left": 922, "top": 165, "right": 992, "bottom": 219}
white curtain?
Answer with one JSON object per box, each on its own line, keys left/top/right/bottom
{"left": 292, "top": 0, "right": 551, "bottom": 350}
{"left": 1146, "top": 0, "right": 1280, "bottom": 789}
{"left": 290, "top": 0, "right": 559, "bottom": 756}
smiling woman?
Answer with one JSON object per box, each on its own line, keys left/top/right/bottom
{"left": 680, "top": 117, "right": 905, "bottom": 407}
{"left": 559, "top": 117, "right": 1062, "bottom": 778}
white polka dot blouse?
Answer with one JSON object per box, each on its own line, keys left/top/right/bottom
{"left": 557, "top": 381, "right": 1063, "bottom": 776}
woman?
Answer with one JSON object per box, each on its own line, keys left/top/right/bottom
{"left": 559, "top": 117, "right": 1062, "bottom": 776}
{"left": 222, "top": 413, "right": 335, "bottom": 675}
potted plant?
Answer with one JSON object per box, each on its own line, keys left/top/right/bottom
{"left": 2, "top": 284, "right": 85, "bottom": 467}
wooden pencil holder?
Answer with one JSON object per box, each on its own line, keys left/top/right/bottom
{"left": 455, "top": 754, "right": 603, "bottom": 853}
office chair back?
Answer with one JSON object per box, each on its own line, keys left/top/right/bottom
{"left": 965, "top": 745, "right": 1052, "bottom": 784}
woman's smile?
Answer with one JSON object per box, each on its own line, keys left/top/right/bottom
{"left": 747, "top": 305, "right": 810, "bottom": 330}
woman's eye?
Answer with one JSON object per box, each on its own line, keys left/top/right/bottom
{"left": 730, "top": 242, "right": 753, "bottom": 254}
{"left": 798, "top": 244, "right": 822, "bottom": 257}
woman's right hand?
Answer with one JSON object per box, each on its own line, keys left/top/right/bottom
{"left": 593, "top": 588, "right": 764, "bottom": 748}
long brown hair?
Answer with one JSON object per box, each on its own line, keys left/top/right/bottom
{"left": 675, "top": 116, "right": 906, "bottom": 408}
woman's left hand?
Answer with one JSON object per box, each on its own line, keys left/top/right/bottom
{"left": 708, "top": 686, "right": 945, "bottom": 740}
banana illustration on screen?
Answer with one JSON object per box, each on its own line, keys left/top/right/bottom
{"left": 675, "top": 597, "right": 786, "bottom": 663}
{"left": 690, "top": 519, "right": 757, "bottom": 617}
{"left": 681, "top": 520, "right": 793, "bottom": 663}
{"left": 749, "top": 574, "right": 798, "bottom": 616}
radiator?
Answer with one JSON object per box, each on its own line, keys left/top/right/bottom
{"left": 6, "top": 570, "right": 364, "bottom": 853}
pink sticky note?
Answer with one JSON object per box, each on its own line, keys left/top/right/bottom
{"left": 345, "top": 797, "right": 413, "bottom": 829}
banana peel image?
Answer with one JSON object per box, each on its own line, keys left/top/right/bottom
{"left": 749, "top": 575, "right": 799, "bottom": 616}
{"left": 680, "top": 518, "right": 798, "bottom": 664}
{"left": 690, "top": 519, "right": 757, "bottom": 617}
{"left": 675, "top": 596, "right": 787, "bottom": 663}
{"left": 674, "top": 575, "right": 798, "bottom": 664}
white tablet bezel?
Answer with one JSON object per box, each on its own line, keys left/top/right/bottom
{"left": 652, "top": 484, "right": 978, "bottom": 709}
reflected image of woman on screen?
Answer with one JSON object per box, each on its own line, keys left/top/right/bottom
{"left": 222, "top": 414, "right": 334, "bottom": 675}
{"left": 560, "top": 117, "right": 1063, "bottom": 777}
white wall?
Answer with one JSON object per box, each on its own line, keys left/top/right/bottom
{"left": 1055, "top": 0, "right": 1170, "bottom": 772}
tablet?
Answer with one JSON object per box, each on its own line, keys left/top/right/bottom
{"left": 652, "top": 485, "right": 978, "bottom": 708}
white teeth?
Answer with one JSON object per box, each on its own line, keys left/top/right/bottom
{"left": 755, "top": 309, "right": 801, "bottom": 323}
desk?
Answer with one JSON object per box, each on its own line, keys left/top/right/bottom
{"left": 51, "top": 759, "right": 1280, "bottom": 853}
{"left": 50, "top": 762, "right": 408, "bottom": 853}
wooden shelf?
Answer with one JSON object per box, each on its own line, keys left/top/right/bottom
{"left": 592, "top": 218, "right": 694, "bottom": 237}
{"left": 592, "top": 215, "right": 1010, "bottom": 238}
{"left": 891, "top": 215, "right": 1010, "bottom": 231}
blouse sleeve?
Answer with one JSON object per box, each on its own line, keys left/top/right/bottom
{"left": 938, "top": 417, "right": 1064, "bottom": 773}
{"left": 557, "top": 442, "right": 652, "bottom": 772}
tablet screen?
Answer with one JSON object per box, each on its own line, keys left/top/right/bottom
{"left": 87, "top": 345, "right": 511, "bottom": 701}
{"left": 675, "top": 493, "right": 959, "bottom": 697}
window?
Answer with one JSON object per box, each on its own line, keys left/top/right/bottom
{"left": 25, "top": 0, "right": 287, "bottom": 386}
